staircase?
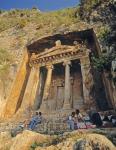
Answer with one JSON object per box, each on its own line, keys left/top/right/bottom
{"left": 0, "top": 109, "right": 72, "bottom": 134}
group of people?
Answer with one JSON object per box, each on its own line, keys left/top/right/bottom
{"left": 19, "top": 111, "right": 42, "bottom": 130}
{"left": 11, "top": 109, "right": 116, "bottom": 137}
{"left": 11, "top": 111, "right": 42, "bottom": 137}
{"left": 67, "top": 109, "right": 116, "bottom": 130}
{"left": 67, "top": 109, "right": 87, "bottom": 130}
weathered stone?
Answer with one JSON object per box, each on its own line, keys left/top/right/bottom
{"left": 20, "top": 65, "right": 40, "bottom": 110}
{"left": 0, "top": 131, "right": 13, "bottom": 150}
{"left": 55, "top": 40, "right": 62, "bottom": 47}
{"left": 10, "top": 130, "right": 51, "bottom": 150}
{"left": 1, "top": 49, "right": 29, "bottom": 118}
{"left": 73, "top": 134, "right": 116, "bottom": 150}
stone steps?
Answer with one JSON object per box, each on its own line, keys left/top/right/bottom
{"left": 0, "top": 113, "right": 69, "bottom": 134}
{"left": 34, "top": 122, "right": 69, "bottom": 134}
{"left": 0, "top": 122, "right": 19, "bottom": 132}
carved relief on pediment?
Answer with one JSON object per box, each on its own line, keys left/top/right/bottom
{"left": 30, "top": 42, "right": 90, "bottom": 66}
{"left": 31, "top": 44, "right": 86, "bottom": 59}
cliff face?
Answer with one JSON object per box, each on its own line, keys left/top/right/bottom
{"left": 0, "top": 8, "right": 89, "bottom": 112}
{"left": 79, "top": 0, "right": 116, "bottom": 54}
{"left": 0, "top": 8, "right": 77, "bottom": 108}
{"left": 0, "top": 0, "right": 115, "bottom": 112}
{"left": 78, "top": 0, "right": 116, "bottom": 109}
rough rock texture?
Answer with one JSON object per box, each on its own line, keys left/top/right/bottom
{"left": 74, "top": 134, "right": 116, "bottom": 150}
{"left": 0, "top": 130, "right": 115, "bottom": 150}
{"left": 10, "top": 130, "right": 52, "bottom": 150}
{"left": 0, "top": 131, "right": 13, "bottom": 150}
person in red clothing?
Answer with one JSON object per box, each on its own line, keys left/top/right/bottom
{"left": 74, "top": 109, "right": 87, "bottom": 129}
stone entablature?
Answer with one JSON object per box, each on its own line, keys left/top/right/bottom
{"left": 29, "top": 44, "right": 88, "bottom": 67}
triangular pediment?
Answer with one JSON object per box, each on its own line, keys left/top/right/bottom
{"left": 35, "top": 45, "right": 80, "bottom": 59}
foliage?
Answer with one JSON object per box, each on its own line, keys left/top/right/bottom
{"left": 30, "top": 142, "right": 38, "bottom": 150}
{"left": 80, "top": 0, "right": 101, "bottom": 12}
{"left": 0, "top": 17, "right": 19, "bottom": 32}
{"left": 17, "top": 19, "right": 28, "bottom": 28}
{"left": 92, "top": 53, "right": 116, "bottom": 72}
{"left": 97, "top": 26, "right": 110, "bottom": 40}
{"left": 0, "top": 8, "right": 78, "bottom": 32}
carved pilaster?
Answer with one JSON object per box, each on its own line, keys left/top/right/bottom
{"left": 20, "top": 65, "right": 40, "bottom": 110}
{"left": 63, "top": 60, "right": 71, "bottom": 109}
{"left": 80, "top": 56, "right": 94, "bottom": 104}
{"left": 40, "top": 64, "right": 54, "bottom": 111}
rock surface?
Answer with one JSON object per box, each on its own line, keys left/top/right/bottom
{"left": 10, "top": 130, "right": 51, "bottom": 150}
{"left": 74, "top": 133, "right": 116, "bottom": 150}
{"left": 0, "top": 131, "right": 13, "bottom": 150}
{"left": 0, "top": 130, "right": 115, "bottom": 150}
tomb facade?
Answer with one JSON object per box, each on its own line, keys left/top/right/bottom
{"left": 2, "top": 29, "right": 115, "bottom": 118}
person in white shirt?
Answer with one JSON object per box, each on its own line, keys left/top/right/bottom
{"left": 75, "top": 109, "right": 87, "bottom": 129}
{"left": 67, "top": 112, "right": 75, "bottom": 130}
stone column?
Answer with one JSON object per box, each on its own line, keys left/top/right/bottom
{"left": 20, "top": 65, "right": 40, "bottom": 110}
{"left": 40, "top": 64, "right": 53, "bottom": 111}
{"left": 80, "top": 56, "right": 93, "bottom": 104}
{"left": 63, "top": 60, "right": 71, "bottom": 109}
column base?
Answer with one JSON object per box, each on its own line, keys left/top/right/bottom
{"left": 63, "top": 103, "right": 71, "bottom": 110}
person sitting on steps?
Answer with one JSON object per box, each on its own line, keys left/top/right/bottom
{"left": 75, "top": 109, "right": 87, "bottom": 129}
{"left": 67, "top": 112, "right": 75, "bottom": 130}
{"left": 28, "top": 112, "right": 42, "bottom": 130}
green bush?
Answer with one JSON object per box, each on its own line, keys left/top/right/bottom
{"left": 30, "top": 142, "right": 38, "bottom": 150}
{"left": 81, "top": 0, "right": 101, "bottom": 12}
{"left": 97, "top": 26, "right": 110, "bottom": 40}
{"left": 92, "top": 53, "right": 115, "bottom": 72}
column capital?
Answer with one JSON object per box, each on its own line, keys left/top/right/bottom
{"left": 46, "top": 64, "right": 54, "bottom": 70}
{"left": 31, "top": 65, "right": 40, "bottom": 70}
{"left": 63, "top": 60, "right": 71, "bottom": 66}
{"left": 80, "top": 56, "right": 90, "bottom": 66}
